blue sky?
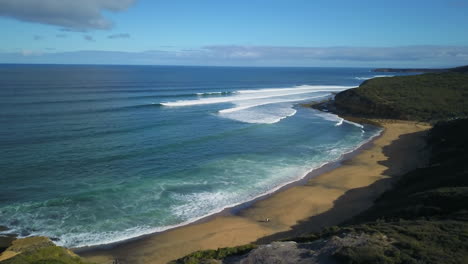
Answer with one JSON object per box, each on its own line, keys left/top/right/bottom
{"left": 1, "top": 0, "right": 468, "bottom": 67}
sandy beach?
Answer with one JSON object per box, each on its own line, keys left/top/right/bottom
{"left": 78, "top": 120, "right": 431, "bottom": 264}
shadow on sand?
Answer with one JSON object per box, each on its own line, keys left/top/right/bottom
{"left": 255, "top": 129, "right": 429, "bottom": 244}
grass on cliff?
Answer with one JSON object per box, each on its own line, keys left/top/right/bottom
{"left": 335, "top": 72, "right": 468, "bottom": 122}
{"left": 1, "top": 245, "right": 93, "bottom": 264}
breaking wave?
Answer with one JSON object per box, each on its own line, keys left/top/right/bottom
{"left": 161, "top": 85, "right": 353, "bottom": 124}
{"left": 354, "top": 75, "right": 395, "bottom": 80}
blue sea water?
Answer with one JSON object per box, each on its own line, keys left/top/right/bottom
{"left": 0, "top": 65, "right": 397, "bottom": 247}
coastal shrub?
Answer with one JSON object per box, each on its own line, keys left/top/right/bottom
{"left": 169, "top": 244, "right": 257, "bottom": 264}
{"left": 334, "top": 72, "right": 468, "bottom": 122}
{"left": 1, "top": 246, "right": 93, "bottom": 264}
{"left": 334, "top": 245, "right": 398, "bottom": 264}
{"left": 327, "top": 219, "right": 468, "bottom": 264}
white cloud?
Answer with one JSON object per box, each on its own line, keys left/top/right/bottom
{"left": 21, "top": 49, "right": 43, "bottom": 56}
{"left": 0, "top": 0, "right": 136, "bottom": 30}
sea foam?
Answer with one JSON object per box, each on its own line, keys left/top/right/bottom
{"left": 354, "top": 75, "right": 395, "bottom": 80}
{"left": 162, "top": 85, "right": 352, "bottom": 124}
{"left": 315, "top": 112, "right": 364, "bottom": 129}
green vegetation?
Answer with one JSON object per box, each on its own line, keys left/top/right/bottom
{"left": 334, "top": 72, "right": 468, "bottom": 122}
{"left": 0, "top": 237, "right": 94, "bottom": 264}
{"left": 1, "top": 246, "right": 93, "bottom": 264}
{"left": 450, "top": 65, "right": 468, "bottom": 73}
{"left": 330, "top": 220, "right": 468, "bottom": 264}
{"left": 168, "top": 244, "right": 257, "bottom": 264}
{"left": 373, "top": 65, "right": 468, "bottom": 73}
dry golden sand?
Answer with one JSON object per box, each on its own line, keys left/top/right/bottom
{"left": 79, "top": 120, "right": 431, "bottom": 264}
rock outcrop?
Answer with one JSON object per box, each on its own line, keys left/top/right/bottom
{"left": 211, "top": 233, "right": 393, "bottom": 264}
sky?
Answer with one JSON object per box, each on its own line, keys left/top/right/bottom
{"left": 1, "top": 0, "right": 468, "bottom": 67}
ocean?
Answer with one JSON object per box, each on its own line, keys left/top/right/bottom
{"left": 0, "top": 65, "right": 398, "bottom": 247}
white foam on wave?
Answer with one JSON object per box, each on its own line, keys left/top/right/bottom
{"left": 354, "top": 75, "right": 395, "bottom": 80}
{"left": 316, "top": 112, "right": 343, "bottom": 125}
{"left": 161, "top": 85, "right": 353, "bottom": 124}
{"left": 220, "top": 106, "right": 298, "bottom": 124}
{"left": 237, "top": 85, "right": 348, "bottom": 94}
{"left": 218, "top": 94, "right": 330, "bottom": 124}
{"left": 335, "top": 118, "right": 344, "bottom": 126}
{"left": 315, "top": 112, "right": 364, "bottom": 129}
{"left": 161, "top": 85, "right": 349, "bottom": 107}
{"left": 374, "top": 75, "right": 394, "bottom": 78}
{"left": 196, "top": 91, "right": 231, "bottom": 96}
{"left": 218, "top": 95, "right": 328, "bottom": 114}
{"left": 344, "top": 120, "right": 364, "bottom": 129}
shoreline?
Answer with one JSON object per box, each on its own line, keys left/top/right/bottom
{"left": 72, "top": 118, "right": 382, "bottom": 251}
{"left": 72, "top": 113, "right": 382, "bottom": 251}
{"left": 78, "top": 118, "right": 431, "bottom": 264}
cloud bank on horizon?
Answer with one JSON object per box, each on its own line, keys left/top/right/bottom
{"left": 0, "top": 0, "right": 136, "bottom": 31}
{"left": 2, "top": 45, "right": 467, "bottom": 67}
{"left": 201, "top": 46, "right": 468, "bottom": 62}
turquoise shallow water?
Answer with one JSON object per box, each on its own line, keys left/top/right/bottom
{"left": 0, "top": 65, "right": 400, "bottom": 247}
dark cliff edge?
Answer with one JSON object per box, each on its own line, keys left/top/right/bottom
{"left": 171, "top": 71, "right": 468, "bottom": 264}
{"left": 374, "top": 68, "right": 445, "bottom": 73}
{"left": 373, "top": 65, "right": 468, "bottom": 73}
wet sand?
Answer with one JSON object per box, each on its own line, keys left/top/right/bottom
{"left": 78, "top": 120, "right": 431, "bottom": 264}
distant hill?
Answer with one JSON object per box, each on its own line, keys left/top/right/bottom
{"left": 374, "top": 65, "right": 468, "bottom": 73}
{"left": 374, "top": 68, "right": 445, "bottom": 73}
{"left": 332, "top": 72, "right": 468, "bottom": 122}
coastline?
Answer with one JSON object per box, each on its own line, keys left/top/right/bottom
{"left": 66, "top": 113, "right": 380, "bottom": 250}
{"left": 77, "top": 118, "right": 431, "bottom": 264}
{"left": 71, "top": 117, "right": 380, "bottom": 249}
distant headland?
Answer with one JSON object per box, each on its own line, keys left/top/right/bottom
{"left": 373, "top": 65, "right": 468, "bottom": 73}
